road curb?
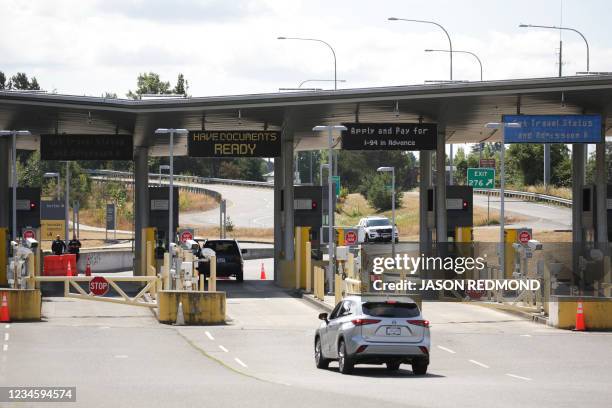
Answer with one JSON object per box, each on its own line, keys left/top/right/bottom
{"left": 301, "top": 292, "right": 333, "bottom": 312}
{"left": 474, "top": 301, "right": 548, "bottom": 325}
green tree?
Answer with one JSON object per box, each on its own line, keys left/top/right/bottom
{"left": 127, "top": 72, "right": 172, "bottom": 99}
{"left": 7, "top": 72, "right": 40, "bottom": 90}
{"left": 17, "top": 151, "right": 43, "bottom": 187}
{"left": 0, "top": 71, "right": 6, "bottom": 89}
{"left": 237, "top": 158, "right": 265, "bottom": 181}
{"left": 174, "top": 73, "right": 187, "bottom": 95}
{"left": 366, "top": 173, "right": 403, "bottom": 211}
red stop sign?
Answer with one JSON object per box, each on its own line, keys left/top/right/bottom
{"left": 519, "top": 231, "right": 531, "bottom": 244}
{"left": 180, "top": 230, "right": 194, "bottom": 243}
{"left": 23, "top": 229, "right": 35, "bottom": 240}
{"left": 345, "top": 231, "right": 357, "bottom": 245}
{"left": 89, "top": 276, "right": 109, "bottom": 296}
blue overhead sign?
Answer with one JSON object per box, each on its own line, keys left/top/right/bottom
{"left": 502, "top": 114, "right": 602, "bottom": 144}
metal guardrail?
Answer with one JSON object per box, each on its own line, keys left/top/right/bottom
{"left": 86, "top": 169, "right": 273, "bottom": 189}
{"left": 473, "top": 188, "right": 572, "bottom": 207}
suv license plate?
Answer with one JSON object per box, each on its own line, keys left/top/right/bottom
{"left": 386, "top": 327, "right": 401, "bottom": 336}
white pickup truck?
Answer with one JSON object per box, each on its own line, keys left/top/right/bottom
{"left": 357, "top": 216, "right": 399, "bottom": 243}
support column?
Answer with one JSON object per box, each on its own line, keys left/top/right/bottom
{"left": 544, "top": 144, "right": 551, "bottom": 189}
{"left": 273, "top": 157, "right": 283, "bottom": 285}
{"left": 282, "top": 135, "right": 295, "bottom": 262}
{"left": 419, "top": 151, "right": 432, "bottom": 252}
{"left": 595, "top": 142, "right": 608, "bottom": 245}
{"left": 133, "top": 146, "right": 150, "bottom": 276}
{"left": 0, "top": 138, "right": 9, "bottom": 229}
{"left": 572, "top": 144, "right": 585, "bottom": 245}
{"left": 435, "top": 130, "right": 447, "bottom": 242}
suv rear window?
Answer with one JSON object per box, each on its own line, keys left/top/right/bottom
{"left": 362, "top": 302, "right": 420, "bottom": 318}
{"left": 203, "top": 241, "right": 240, "bottom": 256}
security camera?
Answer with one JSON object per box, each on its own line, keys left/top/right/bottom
{"left": 182, "top": 239, "right": 199, "bottom": 251}
{"left": 527, "top": 239, "right": 542, "bottom": 251}
{"left": 25, "top": 237, "right": 38, "bottom": 249}
{"left": 169, "top": 242, "right": 178, "bottom": 255}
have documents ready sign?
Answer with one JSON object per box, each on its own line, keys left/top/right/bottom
{"left": 188, "top": 130, "right": 281, "bottom": 157}
{"left": 502, "top": 114, "right": 602, "bottom": 144}
{"left": 467, "top": 168, "right": 495, "bottom": 189}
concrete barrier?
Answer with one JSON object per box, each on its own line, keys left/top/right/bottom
{"left": 76, "top": 249, "right": 133, "bottom": 274}
{"left": 549, "top": 296, "right": 612, "bottom": 330}
{"left": 242, "top": 248, "right": 274, "bottom": 260}
{"left": 1, "top": 289, "right": 41, "bottom": 321}
{"left": 157, "top": 290, "right": 226, "bottom": 325}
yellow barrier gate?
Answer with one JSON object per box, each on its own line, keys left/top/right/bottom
{"left": 35, "top": 276, "right": 160, "bottom": 308}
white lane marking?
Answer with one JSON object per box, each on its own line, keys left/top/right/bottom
{"left": 437, "top": 346, "right": 456, "bottom": 354}
{"left": 468, "top": 359, "right": 489, "bottom": 368}
{"left": 234, "top": 358, "right": 248, "bottom": 368}
{"left": 219, "top": 345, "right": 229, "bottom": 353}
{"left": 506, "top": 373, "right": 532, "bottom": 381}
{"left": 520, "top": 334, "right": 532, "bottom": 337}
{"left": 2, "top": 344, "right": 7, "bottom": 352}
{"left": 4, "top": 333, "right": 8, "bottom": 341}
{"left": 114, "top": 355, "right": 128, "bottom": 359}
{"left": 205, "top": 331, "right": 215, "bottom": 341}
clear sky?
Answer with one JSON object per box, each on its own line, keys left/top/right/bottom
{"left": 2, "top": 0, "right": 611, "bottom": 97}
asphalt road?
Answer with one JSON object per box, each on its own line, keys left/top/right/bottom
{"left": 3, "top": 261, "right": 610, "bottom": 407}
{"left": 180, "top": 184, "right": 274, "bottom": 229}
{"left": 472, "top": 193, "right": 571, "bottom": 230}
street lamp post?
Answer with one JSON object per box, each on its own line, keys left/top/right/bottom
{"left": 425, "top": 49, "right": 483, "bottom": 81}
{"left": 313, "top": 125, "right": 346, "bottom": 292}
{"left": 277, "top": 37, "right": 339, "bottom": 90}
{"left": 519, "top": 24, "right": 590, "bottom": 72}
{"left": 485, "top": 122, "right": 520, "bottom": 276}
{"left": 377, "top": 166, "right": 396, "bottom": 258}
{"left": 155, "top": 129, "right": 189, "bottom": 250}
{"left": 1, "top": 130, "right": 32, "bottom": 241}
{"left": 389, "top": 17, "right": 453, "bottom": 80}
{"left": 43, "top": 172, "right": 61, "bottom": 199}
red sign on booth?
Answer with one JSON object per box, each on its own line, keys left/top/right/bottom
{"left": 345, "top": 231, "right": 358, "bottom": 245}
{"left": 89, "top": 276, "right": 110, "bottom": 296}
{"left": 23, "top": 229, "right": 36, "bottom": 240}
{"left": 179, "top": 229, "right": 194, "bottom": 243}
{"left": 519, "top": 230, "right": 531, "bottom": 244}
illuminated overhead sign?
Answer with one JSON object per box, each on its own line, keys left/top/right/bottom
{"left": 188, "top": 130, "right": 281, "bottom": 157}
{"left": 40, "top": 134, "right": 133, "bottom": 160}
{"left": 341, "top": 123, "right": 437, "bottom": 150}
{"left": 502, "top": 114, "right": 602, "bottom": 144}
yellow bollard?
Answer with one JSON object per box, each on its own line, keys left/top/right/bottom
{"left": 335, "top": 274, "right": 343, "bottom": 304}
{"left": 209, "top": 255, "right": 217, "bottom": 292}
{"left": 295, "top": 227, "right": 302, "bottom": 290}
{"left": 305, "top": 241, "right": 312, "bottom": 293}
{"left": 27, "top": 253, "right": 35, "bottom": 289}
{"left": 162, "top": 252, "right": 170, "bottom": 290}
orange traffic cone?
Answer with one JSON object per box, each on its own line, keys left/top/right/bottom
{"left": 574, "top": 299, "right": 586, "bottom": 331}
{"left": 0, "top": 292, "right": 10, "bottom": 323}
{"left": 66, "top": 259, "right": 73, "bottom": 277}
{"left": 85, "top": 256, "right": 92, "bottom": 277}
{"left": 260, "top": 262, "right": 267, "bottom": 280}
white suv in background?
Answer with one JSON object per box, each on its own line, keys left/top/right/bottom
{"left": 357, "top": 216, "right": 399, "bottom": 243}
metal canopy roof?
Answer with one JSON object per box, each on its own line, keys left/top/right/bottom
{"left": 1, "top": 75, "right": 611, "bottom": 155}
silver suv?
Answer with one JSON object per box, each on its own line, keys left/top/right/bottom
{"left": 314, "top": 295, "right": 430, "bottom": 375}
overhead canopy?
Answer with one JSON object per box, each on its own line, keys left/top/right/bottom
{"left": 1, "top": 75, "right": 612, "bottom": 155}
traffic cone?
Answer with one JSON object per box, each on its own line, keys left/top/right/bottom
{"left": 175, "top": 302, "right": 185, "bottom": 326}
{"left": 66, "top": 259, "right": 73, "bottom": 277}
{"left": 260, "top": 262, "right": 267, "bottom": 280}
{"left": 85, "top": 256, "right": 92, "bottom": 277}
{"left": 574, "top": 299, "right": 586, "bottom": 331}
{"left": 0, "top": 292, "right": 10, "bottom": 323}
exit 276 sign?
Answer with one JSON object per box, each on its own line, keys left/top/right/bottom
{"left": 467, "top": 168, "right": 495, "bottom": 189}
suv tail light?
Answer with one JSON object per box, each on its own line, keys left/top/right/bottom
{"left": 351, "top": 318, "right": 381, "bottom": 326}
{"left": 407, "top": 319, "right": 430, "bottom": 328}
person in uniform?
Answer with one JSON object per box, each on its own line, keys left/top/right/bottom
{"left": 67, "top": 234, "right": 82, "bottom": 262}
{"left": 51, "top": 235, "right": 66, "bottom": 256}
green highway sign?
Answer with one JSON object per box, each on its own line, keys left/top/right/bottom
{"left": 467, "top": 168, "right": 495, "bottom": 189}
{"left": 331, "top": 175, "right": 341, "bottom": 196}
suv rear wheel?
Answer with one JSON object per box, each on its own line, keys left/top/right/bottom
{"left": 412, "top": 360, "right": 428, "bottom": 375}
{"left": 338, "top": 340, "right": 354, "bottom": 374}
{"left": 386, "top": 362, "right": 401, "bottom": 371}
